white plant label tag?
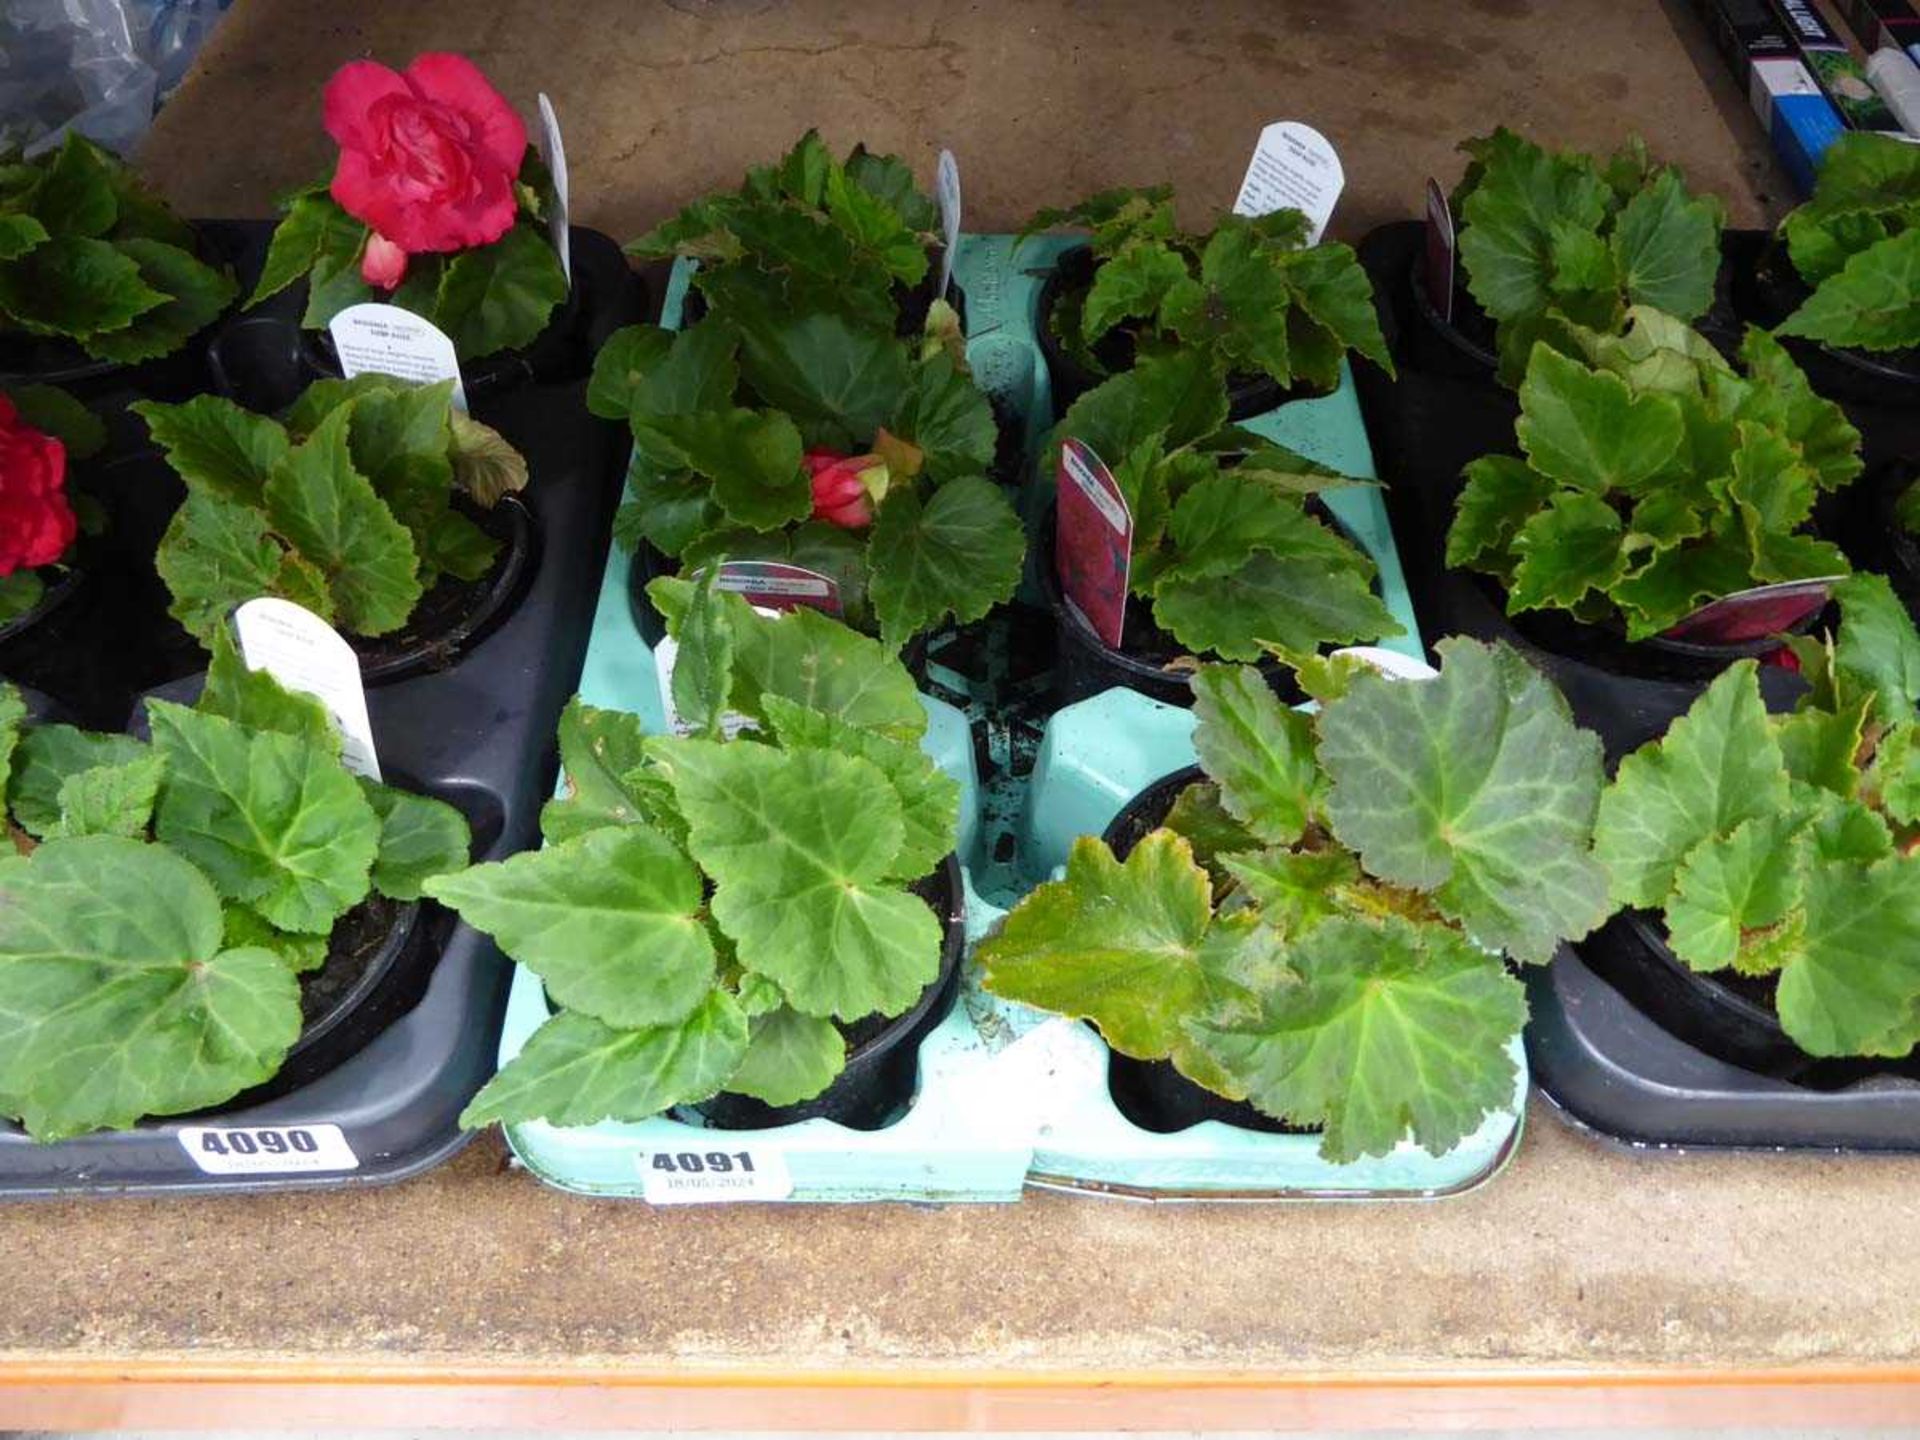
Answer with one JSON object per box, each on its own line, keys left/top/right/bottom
{"left": 936, "top": 147, "right": 963, "bottom": 298}
{"left": 1232, "top": 121, "right": 1344, "bottom": 241}
{"left": 179, "top": 1123, "right": 359, "bottom": 1175}
{"left": 537, "top": 92, "right": 573, "bottom": 286}
{"left": 640, "top": 1145, "right": 793, "bottom": 1203}
{"left": 328, "top": 302, "right": 468, "bottom": 413}
{"left": 233, "top": 597, "right": 382, "bottom": 780}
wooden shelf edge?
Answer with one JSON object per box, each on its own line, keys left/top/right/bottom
{"left": 5, "top": 1360, "right": 1920, "bottom": 1430}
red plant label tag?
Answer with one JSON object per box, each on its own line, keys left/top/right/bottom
{"left": 1056, "top": 438, "right": 1132, "bottom": 650}
{"left": 713, "top": 560, "right": 843, "bottom": 618}
{"left": 1424, "top": 177, "right": 1456, "bottom": 322}
{"left": 1232, "top": 121, "right": 1344, "bottom": 241}
{"left": 1661, "top": 577, "right": 1842, "bottom": 646}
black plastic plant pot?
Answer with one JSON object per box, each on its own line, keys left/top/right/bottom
{"left": 0, "top": 224, "right": 647, "bottom": 1199}
{"left": 1035, "top": 245, "right": 1306, "bottom": 421}
{"left": 1574, "top": 910, "right": 1907, "bottom": 1088}
{"left": 1095, "top": 765, "right": 1305, "bottom": 1136}
{"left": 1526, "top": 917, "right": 1920, "bottom": 1152}
{"left": 1419, "top": 560, "right": 1810, "bottom": 762}
{"left": 354, "top": 496, "right": 538, "bottom": 684}
{"left": 689, "top": 854, "right": 967, "bottom": 1133}
{"left": 1403, "top": 251, "right": 1499, "bottom": 380}
{"left": 0, "top": 219, "right": 251, "bottom": 408}
{"left": 0, "top": 561, "right": 141, "bottom": 732}
{"left": 1351, "top": 222, "right": 1521, "bottom": 652}
{"left": 207, "top": 223, "right": 645, "bottom": 417}
{"left": 1033, "top": 503, "right": 1303, "bottom": 711}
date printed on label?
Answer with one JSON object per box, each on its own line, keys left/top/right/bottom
{"left": 639, "top": 1146, "right": 794, "bottom": 1203}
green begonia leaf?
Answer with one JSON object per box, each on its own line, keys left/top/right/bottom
{"left": 868, "top": 476, "right": 1025, "bottom": 650}
{"left": 979, "top": 831, "right": 1251, "bottom": 1082}
{"left": 1083, "top": 241, "right": 1191, "bottom": 341}
{"left": 1663, "top": 815, "right": 1805, "bottom": 974}
{"left": 670, "top": 563, "right": 734, "bottom": 741}
{"left": 889, "top": 353, "right": 997, "bottom": 482}
{"left": 1832, "top": 572, "right": 1920, "bottom": 727}
{"left": 763, "top": 695, "right": 959, "bottom": 883}
{"left": 1447, "top": 455, "right": 1554, "bottom": 572}
{"left": 198, "top": 626, "right": 338, "bottom": 750}
{"left": 361, "top": 782, "right": 470, "bottom": 901}
{"left": 223, "top": 904, "right": 329, "bottom": 974}
{"left": 1595, "top": 662, "right": 1789, "bottom": 908}
{"left": 134, "top": 395, "right": 290, "bottom": 504}
{"left": 0, "top": 235, "right": 165, "bottom": 339}
{"left": 262, "top": 405, "right": 421, "bottom": 635}
{"left": 9, "top": 384, "right": 105, "bottom": 459}
{"left": 154, "top": 493, "right": 298, "bottom": 645}
{"left": 1777, "top": 855, "right": 1920, "bottom": 1057}
{"left": 1777, "top": 228, "right": 1920, "bottom": 354}
{"left": 0, "top": 835, "right": 301, "bottom": 1140}
{"left": 539, "top": 698, "right": 658, "bottom": 842}
{"left": 1152, "top": 548, "right": 1398, "bottom": 663}
{"left": 459, "top": 992, "right": 750, "bottom": 1128}
{"left": 432, "top": 223, "right": 569, "bottom": 359}
{"left": 0, "top": 684, "right": 24, "bottom": 799}
{"left": 651, "top": 578, "right": 926, "bottom": 741}
{"left": 9, "top": 725, "right": 148, "bottom": 837}
{"left": 251, "top": 193, "right": 359, "bottom": 305}
{"left": 1318, "top": 637, "right": 1609, "bottom": 962}
{"left": 1516, "top": 345, "right": 1684, "bottom": 494}
{"left": 637, "top": 406, "right": 808, "bottom": 533}
{"left": 83, "top": 238, "right": 235, "bottom": 364}
{"left": 586, "top": 325, "right": 676, "bottom": 420}
{"left": 46, "top": 753, "right": 166, "bottom": 840}
{"left": 1611, "top": 167, "right": 1724, "bottom": 318}
{"left": 651, "top": 737, "right": 941, "bottom": 1020}
{"left": 148, "top": 700, "right": 380, "bottom": 933}
{"left": 728, "top": 307, "right": 909, "bottom": 447}
{"left": 425, "top": 824, "right": 714, "bottom": 1028}
{"left": 726, "top": 1004, "right": 846, "bottom": 1107}
{"left": 0, "top": 214, "right": 49, "bottom": 261}
{"left": 1508, "top": 489, "right": 1628, "bottom": 612}
{"left": 1189, "top": 665, "right": 1320, "bottom": 845}
{"left": 1190, "top": 914, "right": 1527, "bottom": 1162}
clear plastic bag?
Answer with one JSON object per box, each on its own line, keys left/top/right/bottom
{"left": 0, "top": 0, "right": 228, "bottom": 156}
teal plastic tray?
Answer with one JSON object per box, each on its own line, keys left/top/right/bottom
{"left": 950, "top": 236, "right": 1524, "bottom": 1199}
{"left": 492, "top": 235, "right": 1523, "bottom": 1203}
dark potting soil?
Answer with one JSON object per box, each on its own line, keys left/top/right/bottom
{"left": 349, "top": 498, "right": 529, "bottom": 677}
{"left": 300, "top": 893, "right": 404, "bottom": 1029}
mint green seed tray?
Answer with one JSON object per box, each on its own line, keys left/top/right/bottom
{"left": 489, "top": 252, "right": 1035, "bottom": 1204}
{"left": 492, "top": 236, "right": 1523, "bottom": 1204}
{"left": 952, "top": 236, "right": 1524, "bottom": 1199}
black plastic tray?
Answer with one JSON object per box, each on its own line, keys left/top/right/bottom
{"left": 1526, "top": 944, "right": 1920, "bottom": 1152}
{"left": 0, "top": 223, "right": 646, "bottom": 1197}
{"left": 1353, "top": 219, "right": 1920, "bottom": 1152}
